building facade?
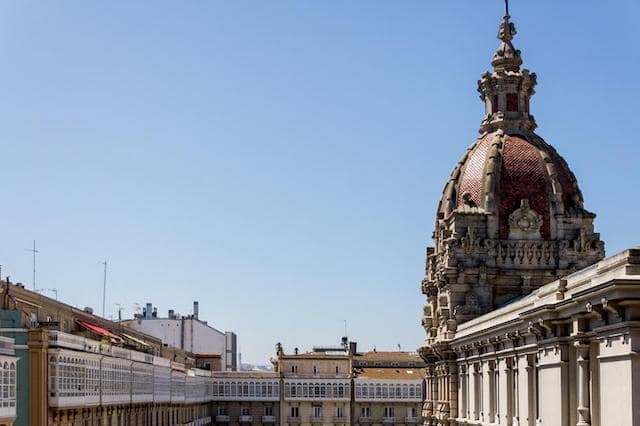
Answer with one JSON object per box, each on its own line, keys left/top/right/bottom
{"left": 0, "top": 280, "right": 217, "bottom": 426}
{"left": 121, "top": 301, "right": 238, "bottom": 371}
{"left": 352, "top": 352, "right": 425, "bottom": 426}
{"left": 275, "top": 344, "right": 352, "bottom": 426}
{"left": 418, "top": 5, "right": 639, "bottom": 426}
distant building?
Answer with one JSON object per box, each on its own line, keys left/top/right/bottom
{"left": 0, "top": 279, "right": 213, "bottom": 426}
{"left": 273, "top": 340, "right": 352, "bottom": 426}
{"left": 264, "top": 338, "right": 426, "bottom": 426}
{"left": 352, "top": 351, "right": 425, "bottom": 425}
{"left": 210, "top": 371, "right": 281, "bottom": 425}
{"left": 121, "top": 300, "right": 238, "bottom": 371}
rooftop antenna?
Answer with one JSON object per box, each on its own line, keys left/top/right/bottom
{"left": 504, "top": 0, "right": 510, "bottom": 18}
{"left": 116, "top": 303, "right": 124, "bottom": 321}
{"left": 343, "top": 320, "right": 348, "bottom": 338}
{"left": 24, "top": 240, "right": 38, "bottom": 291}
{"left": 101, "top": 261, "right": 107, "bottom": 318}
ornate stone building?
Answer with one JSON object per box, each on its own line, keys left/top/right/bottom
{"left": 418, "top": 5, "right": 639, "bottom": 426}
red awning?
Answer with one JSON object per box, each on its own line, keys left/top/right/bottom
{"left": 77, "top": 320, "right": 122, "bottom": 342}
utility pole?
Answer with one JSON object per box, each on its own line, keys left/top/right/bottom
{"left": 25, "top": 240, "right": 38, "bottom": 291}
{"left": 102, "top": 261, "right": 107, "bottom": 318}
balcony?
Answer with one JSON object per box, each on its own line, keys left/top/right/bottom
{"left": 286, "top": 417, "right": 301, "bottom": 423}
{"left": 262, "top": 416, "right": 277, "bottom": 423}
{"left": 358, "top": 417, "right": 372, "bottom": 424}
{"left": 239, "top": 415, "right": 253, "bottom": 422}
{"left": 215, "top": 415, "right": 231, "bottom": 422}
{"left": 311, "top": 416, "right": 324, "bottom": 423}
{"left": 383, "top": 417, "right": 396, "bottom": 424}
{"left": 334, "top": 415, "right": 348, "bottom": 422}
{"left": 405, "top": 417, "right": 420, "bottom": 424}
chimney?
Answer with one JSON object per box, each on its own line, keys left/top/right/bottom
{"left": 349, "top": 341, "right": 358, "bottom": 355}
{"left": 152, "top": 307, "right": 158, "bottom": 319}
{"left": 294, "top": 347, "right": 298, "bottom": 355}
{"left": 145, "top": 303, "right": 152, "bottom": 319}
{"left": 193, "top": 301, "right": 199, "bottom": 320}
{"left": 168, "top": 309, "right": 175, "bottom": 319}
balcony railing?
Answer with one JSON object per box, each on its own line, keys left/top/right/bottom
{"left": 333, "top": 415, "right": 348, "bottom": 422}
{"left": 311, "top": 416, "right": 324, "bottom": 423}
{"left": 286, "top": 417, "right": 301, "bottom": 423}
{"left": 239, "top": 415, "right": 253, "bottom": 422}
{"left": 262, "top": 415, "right": 277, "bottom": 423}
{"left": 383, "top": 417, "right": 396, "bottom": 424}
{"left": 358, "top": 417, "right": 372, "bottom": 424}
{"left": 405, "top": 416, "right": 420, "bottom": 423}
{"left": 215, "top": 415, "right": 230, "bottom": 422}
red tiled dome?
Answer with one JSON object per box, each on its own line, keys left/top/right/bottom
{"left": 439, "top": 131, "right": 583, "bottom": 240}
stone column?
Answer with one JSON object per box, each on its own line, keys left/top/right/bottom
{"left": 575, "top": 343, "right": 590, "bottom": 426}
{"left": 447, "top": 361, "right": 458, "bottom": 425}
{"left": 459, "top": 365, "right": 467, "bottom": 420}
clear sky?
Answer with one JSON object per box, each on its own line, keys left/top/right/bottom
{"left": 1, "top": 1, "right": 639, "bottom": 364}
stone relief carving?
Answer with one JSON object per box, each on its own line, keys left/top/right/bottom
{"left": 508, "top": 199, "right": 543, "bottom": 239}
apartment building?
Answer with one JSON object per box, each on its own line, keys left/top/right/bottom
{"left": 352, "top": 352, "right": 425, "bottom": 426}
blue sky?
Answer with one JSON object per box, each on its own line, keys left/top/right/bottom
{"left": 0, "top": 1, "right": 638, "bottom": 363}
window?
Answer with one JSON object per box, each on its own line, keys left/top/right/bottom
{"left": 218, "top": 407, "right": 227, "bottom": 416}
{"left": 391, "top": 362, "right": 400, "bottom": 367}
{"left": 408, "top": 362, "right": 416, "bottom": 367}
{"left": 506, "top": 93, "right": 518, "bottom": 112}
{"left": 336, "top": 407, "right": 344, "bottom": 418}
{"left": 384, "top": 407, "right": 395, "bottom": 418}
{"left": 265, "top": 406, "right": 273, "bottom": 416}
{"left": 290, "top": 407, "right": 299, "bottom": 418}
{"left": 291, "top": 365, "right": 298, "bottom": 375}
{"left": 335, "top": 365, "right": 340, "bottom": 374}
{"left": 313, "top": 365, "right": 319, "bottom": 375}
{"left": 361, "top": 407, "right": 370, "bottom": 418}
{"left": 241, "top": 407, "right": 250, "bottom": 416}
{"left": 408, "top": 407, "right": 417, "bottom": 418}
{"left": 374, "top": 362, "right": 382, "bottom": 367}
{"left": 313, "top": 405, "right": 322, "bottom": 418}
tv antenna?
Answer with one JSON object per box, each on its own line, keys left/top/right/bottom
{"left": 115, "top": 303, "right": 125, "bottom": 321}
{"left": 24, "top": 240, "right": 38, "bottom": 290}
{"left": 101, "top": 261, "right": 107, "bottom": 318}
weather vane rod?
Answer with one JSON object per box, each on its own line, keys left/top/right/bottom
{"left": 505, "top": 0, "right": 510, "bottom": 18}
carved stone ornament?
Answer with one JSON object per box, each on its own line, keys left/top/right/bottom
{"left": 508, "top": 199, "right": 543, "bottom": 239}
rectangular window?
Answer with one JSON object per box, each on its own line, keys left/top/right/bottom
{"left": 265, "top": 406, "right": 273, "bottom": 416}
{"left": 336, "top": 407, "right": 344, "bottom": 418}
{"left": 384, "top": 407, "right": 395, "bottom": 418}
{"left": 291, "top": 365, "right": 298, "bottom": 374}
{"left": 241, "top": 407, "right": 250, "bottom": 416}
{"left": 313, "top": 405, "right": 322, "bottom": 418}
{"left": 506, "top": 93, "right": 519, "bottom": 112}
{"left": 218, "top": 407, "right": 227, "bottom": 416}
{"left": 408, "top": 407, "right": 417, "bottom": 417}
{"left": 291, "top": 407, "right": 299, "bottom": 418}
{"left": 361, "top": 406, "right": 370, "bottom": 417}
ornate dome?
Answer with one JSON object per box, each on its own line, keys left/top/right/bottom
{"left": 438, "top": 130, "right": 589, "bottom": 241}
{"left": 420, "top": 8, "right": 604, "bottom": 344}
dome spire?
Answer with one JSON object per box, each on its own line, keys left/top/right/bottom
{"left": 478, "top": 1, "right": 537, "bottom": 134}
{"left": 492, "top": 0, "right": 522, "bottom": 72}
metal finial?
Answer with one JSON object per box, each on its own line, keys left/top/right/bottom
{"left": 504, "top": 0, "right": 510, "bottom": 18}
